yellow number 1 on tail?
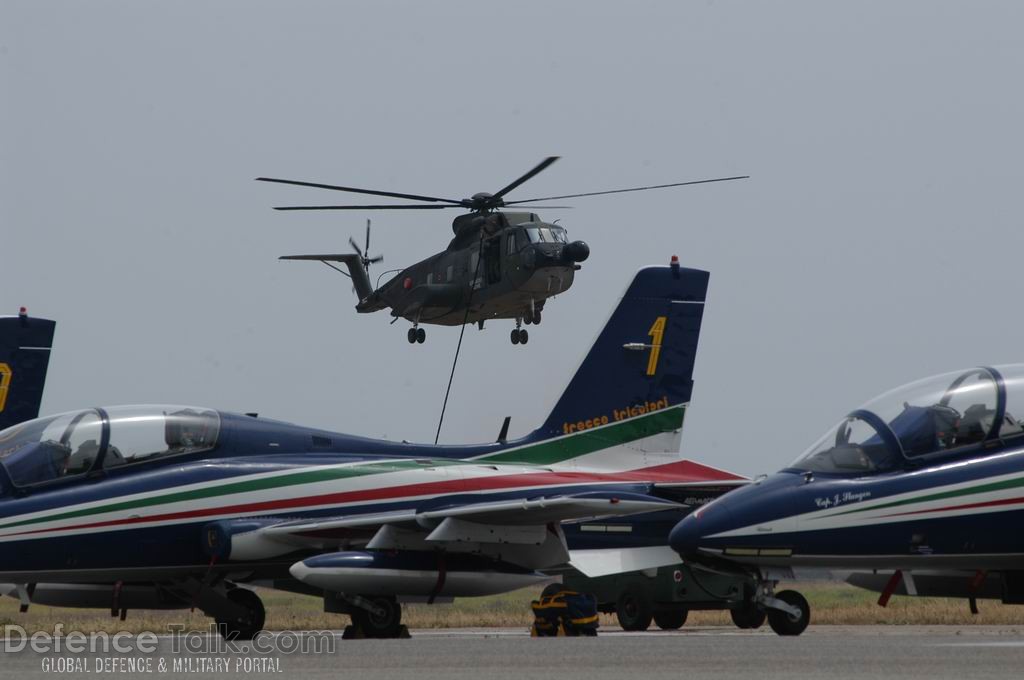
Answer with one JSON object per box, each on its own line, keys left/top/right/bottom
{"left": 0, "top": 363, "right": 11, "bottom": 413}
{"left": 646, "top": 317, "right": 667, "bottom": 376}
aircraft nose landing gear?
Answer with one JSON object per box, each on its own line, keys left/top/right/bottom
{"left": 407, "top": 326, "right": 425, "bottom": 344}
{"left": 745, "top": 579, "right": 810, "bottom": 636}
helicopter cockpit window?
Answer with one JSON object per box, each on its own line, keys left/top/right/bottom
{"left": 525, "top": 226, "right": 567, "bottom": 244}
{"left": 102, "top": 406, "right": 220, "bottom": 469}
{"left": 0, "top": 409, "right": 104, "bottom": 487}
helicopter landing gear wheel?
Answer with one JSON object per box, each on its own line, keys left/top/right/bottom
{"left": 533, "top": 310, "right": 541, "bottom": 325}
{"left": 407, "top": 328, "right": 416, "bottom": 344}
{"left": 512, "top": 318, "right": 528, "bottom": 345}
{"left": 416, "top": 328, "right": 426, "bottom": 343}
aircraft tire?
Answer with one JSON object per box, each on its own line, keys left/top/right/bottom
{"left": 215, "top": 588, "right": 266, "bottom": 641}
{"left": 730, "top": 604, "right": 766, "bottom": 629}
{"left": 534, "top": 310, "right": 541, "bottom": 324}
{"left": 654, "top": 608, "right": 688, "bottom": 630}
{"left": 351, "top": 596, "right": 403, "bottom": 638}
{"left": 416, "top": 328, "right": 426, "bottom": 343}
{"left": 511, "top": 330, "right": 520, "bottom": 344}
{"left": 615, "top": 589, "right": 653, "bottom": 631}
{"left": 520, "top": 329, "right": 529, "bottom": 344}
{"left": 407, "top": 328, "right": 417, "bottom": 344}
{"left": 766, "top": 590, "right": 810, "bottom": 636}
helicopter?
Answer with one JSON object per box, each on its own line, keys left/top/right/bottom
{"left": 258, "top": 157, "right": 746, "bottom": 345}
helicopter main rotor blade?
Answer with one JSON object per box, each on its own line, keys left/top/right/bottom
{"left": 348, "top": 236, "right": 364, "bottom": 257}
{"left": 365, "top": 219, "right": 372, "bottom": 254}
{"left": 504, "top": 175, "right": 749, "bottom": 205}
{"left": 273, "top": 204, "right": 462, "bottom": 211}
{"left": 491, "top": 156, "right": 560, "bottom": 200}
{"left": 256, "top": 177, "right": 464, "bottom": 205}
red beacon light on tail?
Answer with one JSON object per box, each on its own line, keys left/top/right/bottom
{"left": 670, "top": 255, "right": 680, "bottom": 277}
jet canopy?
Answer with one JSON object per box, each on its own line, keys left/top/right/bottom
{"left": 0, "top": 405, "right": 220, "bottom": 489}
{"left": 790, "top": 365, "right": 1024, "bottom": 475}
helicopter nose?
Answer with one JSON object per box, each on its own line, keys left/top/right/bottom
{"left": 562, "top": 240, "right": 590, "bottom": 264}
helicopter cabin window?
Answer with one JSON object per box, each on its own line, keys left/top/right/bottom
{"left": 515, "top": 229, "right": 529, "bottom": 251}
{"left": 506, "top": 233, "right": 516, "bottom": 255}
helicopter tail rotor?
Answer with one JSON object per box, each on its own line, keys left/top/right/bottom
{"left": 349, "top": 219, "right": 384, "bottom": 276}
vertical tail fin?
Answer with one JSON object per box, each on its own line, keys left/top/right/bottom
{"left": 0, "top": 310, "right": 56, "bottom": 431}
{"left": 519, "top": 263, "right": 708, "bottom": 471}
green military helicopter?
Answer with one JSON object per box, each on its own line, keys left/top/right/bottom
{"left": 258, "top": 157, "right": 745, "bottom": 345}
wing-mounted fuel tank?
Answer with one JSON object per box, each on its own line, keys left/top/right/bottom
{"left": 289, "top": 551, "right": 549, "bottom": 597}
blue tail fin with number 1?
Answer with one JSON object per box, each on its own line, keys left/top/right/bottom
{"left": 536, "top": 262, "right": 708, "bottom": 437}
{"left": 0, "top": 310, "right": 56, "bottom": 431}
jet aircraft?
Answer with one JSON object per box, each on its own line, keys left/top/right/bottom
{"left": 0, "top": 262, "right": 743, "bottom": 638}
{"left": 669, "top": 364, "right": 1024, "bottom": 635}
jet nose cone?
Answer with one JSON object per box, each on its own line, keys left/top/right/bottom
{"left": 669, "top": 502, "right": 734, "bottom": 557}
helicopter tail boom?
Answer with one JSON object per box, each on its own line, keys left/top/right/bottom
{"left": 279, "top": 254, "right": 374, "bottom": 303}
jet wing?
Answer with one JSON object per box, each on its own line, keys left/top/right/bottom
{"left": 266, "top": 491, "right": 678, "bottom": 536}
{"left": 209, "top": 492, "right": 681, "bottom": 562}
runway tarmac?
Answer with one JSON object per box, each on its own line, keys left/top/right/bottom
{"left": 3, "top": 626, "right": 1024, "bottom": 680}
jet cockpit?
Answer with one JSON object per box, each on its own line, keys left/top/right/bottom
{"left": 789, "top": 365, "right": 1024, "bottom": 475}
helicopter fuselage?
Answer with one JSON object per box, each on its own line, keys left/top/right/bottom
{"left": 360, "top": 212, "right": 588, "bottom": 326}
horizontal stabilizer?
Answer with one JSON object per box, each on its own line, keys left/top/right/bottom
{"left": 568, "top": 545, "right": 682, "bottom": 578}
{"left": 280, "top": 253, "right": 373, "bottom": 301}
{"left": 279, "top": 254, "right": 357, "bottom": 262}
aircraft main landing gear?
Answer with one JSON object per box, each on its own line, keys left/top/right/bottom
{"left": 214, "top": 587, "right": 266, "bottom": 641}
{"left": 511, "top": 319, "right": 529, "bottom": 345}
{"left": 339, "top": 594, "right": 408, "bottom": 639}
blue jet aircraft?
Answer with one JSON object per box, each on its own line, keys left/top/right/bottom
{"left": 670, "top": 364, "right": 1024, "bottom": 635}
{"left": 0, "top": 263, "right": 743, "bottom": 638}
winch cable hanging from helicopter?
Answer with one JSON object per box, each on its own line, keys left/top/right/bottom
{"left": 433, "top": 235, "right": 485, "bottom": 444}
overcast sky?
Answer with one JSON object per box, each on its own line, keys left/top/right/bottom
{"left": 3, "top": 1, "right": 1023, "bottom": 477}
